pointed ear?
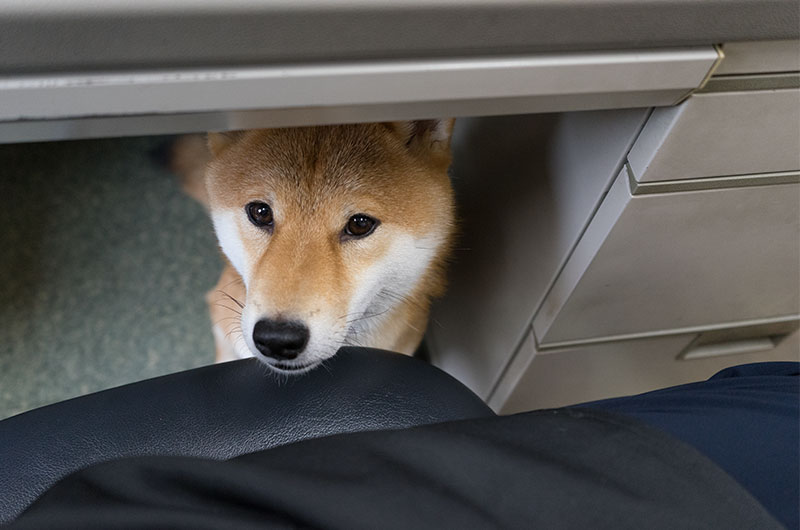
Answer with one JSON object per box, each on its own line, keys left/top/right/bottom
{"left": 388, "top": 119, "right": 455, "bottom": 153}
{"left": 207, "top": 131, "right": 245, "bottom": 157}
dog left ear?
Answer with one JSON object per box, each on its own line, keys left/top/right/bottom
{"left": 207, "top": 131, "right": 245, "bottom": 157}
{"left": 389, "top": 119, "right": 455, "bottom": 153}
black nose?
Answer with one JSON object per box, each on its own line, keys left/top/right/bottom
{"left": 252, "top": 319, "right": 309, "bottom": 360}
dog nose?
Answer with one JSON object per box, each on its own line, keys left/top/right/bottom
{"left": 252, "top": 319, "right": 309, "bottom": 360}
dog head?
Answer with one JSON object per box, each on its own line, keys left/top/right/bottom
{"left": 205, "top": 121, "right": 455, "bottom": 373}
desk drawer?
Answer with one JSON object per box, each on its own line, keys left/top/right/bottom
{"left": 533, "top": 170, "right": 800, "bottom": 347}
{"left": 716, "top": 41, "right": 800, "bottom": 76}
{"left": 628, "top": 88, "right": 800, "bottom": 182}
{"left": 495, "top": 326, "right": 799, "bottom": 413}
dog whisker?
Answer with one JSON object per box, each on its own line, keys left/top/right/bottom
{"left": 336, "top": 312, "right": 365, "bottom": 322}
{"left": 224, "top": 327, "right": 243, "bottom": 341}
{"left": 345, "top": 308, "right": 391, "bottom": 325}
{"left": 405, "top": 322, "right": 422, "bottom": 333}
{"left": 215, "top": 290, "right": 244, "bottom": 309}
{"left": 218, "top": 277, "right": 245, "bottom": 289}
{"left": 213, "top": 316, "right": 242, "bottom": 325}
{"left": 318, "top": 359, "right": 333, "bottom": 375}
{"left": 376, "top": 289, "right": 426, "bottom": 312}
{"left": 212, "top": 303, "right": 243, "bottom": 316}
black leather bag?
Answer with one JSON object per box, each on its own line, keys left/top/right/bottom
{"left": 0, "top": 347, "right": 493, "bottom": 523}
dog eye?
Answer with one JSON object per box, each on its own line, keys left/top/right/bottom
{"left": 246, "top": 202, "right": 274, "bottom": 228}
{"left": 343, "top": 214, "right": 378, "bottom": 239}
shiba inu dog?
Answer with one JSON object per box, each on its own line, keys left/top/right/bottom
{"left": 173, "top": 120, "right": 456, "bottom": 374}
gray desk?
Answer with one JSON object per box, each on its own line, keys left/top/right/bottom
{"left": 1, "top": 2, "right": 797, "bottom": 411}
{"left": 0, "top": 0, "right": 797, "bottom": 143}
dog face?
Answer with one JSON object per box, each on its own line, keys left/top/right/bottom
{"left": 205, "top": 122, "right": 455, "bottom": 373}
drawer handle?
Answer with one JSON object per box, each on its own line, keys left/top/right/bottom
{"left": 680, "top": 337, "right": 778, "bottom": 360}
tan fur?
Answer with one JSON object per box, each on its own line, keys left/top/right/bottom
{"left": 170, "top": 134, "right": 211, "bottom": 205}
{"left": 176, "top": 122, "right": 455, "bottom": 369}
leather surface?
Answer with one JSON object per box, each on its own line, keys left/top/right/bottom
{"left": 0, "top": 347, "right": 493, "bottom": 524}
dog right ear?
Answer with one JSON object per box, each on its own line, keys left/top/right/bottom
{"left": 207, "top": 131, "right": 245, "bottom": 157}
{"left": 388, "top": 119, "right": 455, "bottom": 154}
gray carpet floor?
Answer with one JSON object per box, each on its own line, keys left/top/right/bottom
{"left": 0, "top": 136, "right": 222, "bottom": 420}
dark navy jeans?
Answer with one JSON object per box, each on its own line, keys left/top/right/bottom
{"left": 580, "top": 362, "right": 800, "bottom": 529}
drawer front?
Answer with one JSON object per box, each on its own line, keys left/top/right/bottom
{"left": 716, "top": 40, "right": 800, "bottom": 76}
{"left": 628, "top": 88, "right": 800, "bottom": 182}
{"left": 495, "top": 327, "right": 799, "bottom": 413}
{"left": 533, "top": 170, "right": 800, "bottom": 347}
